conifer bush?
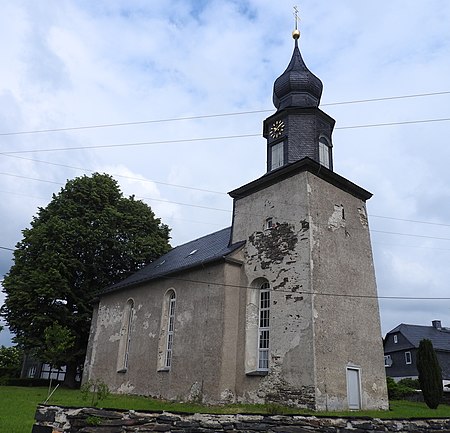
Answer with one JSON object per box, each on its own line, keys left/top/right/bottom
{"left": 417, "top": 339, "right": 443, "bottom": 409}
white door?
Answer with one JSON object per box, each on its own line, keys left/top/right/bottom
{"left": 347, "top": 367, "right": 361, "bottom": 410}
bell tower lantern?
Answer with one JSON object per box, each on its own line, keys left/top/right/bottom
{"left": 263, "top": 25, "right": 335, "bottom": 172}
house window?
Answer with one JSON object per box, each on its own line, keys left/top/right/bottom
{"left": 319, "top": 138, "right": 331, "bottom": 169}
{"left": 258, "top": 282, "right": 270, "bottom": 371}
{"left": 165, "top": 291, "right": 176, "bottom": 369}
{"left": 271, "top": 141, "right": 284, "bottom": 170}
{"left": 265, "top": 218, "right": 273, "bottom": 230}
{"left": 393, "top": 334, "right": 398, "bottom": 344}
{"left": 405, "top": 351, "right": 412, "bottom": 365}
{"left": 40, "top": 364, "right": 66, "bottom": 381}
{"left": 384, "top": 355, "right": 392, "bottom": 367}
{"left": 117, "top": 299, "right": 134, "bottom": 372}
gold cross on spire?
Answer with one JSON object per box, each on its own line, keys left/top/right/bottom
{"left": 292, "top": 5, "right": 300, "bottom": 40}
{"left": 293, "top": 5, "right": 300, "bottom": 30}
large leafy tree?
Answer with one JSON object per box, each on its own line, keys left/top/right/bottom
{"left": 417, "top": 338, "right": 443, "bottom": 409}
{"left": 1, "top": 173, "right": 170, "bottom": 387}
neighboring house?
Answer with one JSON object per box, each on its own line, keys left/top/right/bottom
{"left": 21, "top": 354, "right": 78, "bottom": 382}
{"left": 83, "top": 28, "right": 388, "bottom": 411}
{"left": 384, "top": 321, "right": 450, "bottom": 383}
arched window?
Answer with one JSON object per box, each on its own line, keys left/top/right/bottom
{"left": 258, "top": 282, "right": 270, "bottom": 371}
{"left": 165, "top": 291, "right": 176, "bottom": 368}
{"left": 245, "top": 279, "right": 271, "bottom": 375}
{"left": 117, "top": 299, "right": 134, "bottom": 373}
{"left": 157, "top": 289, "right": 177, "bottom": 371}
{"left": 319, "top": 137, "right": 331, "bottom": 169}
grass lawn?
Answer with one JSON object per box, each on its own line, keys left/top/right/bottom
{"left": 2, "top": 386, "right": 450, "bottom": 432}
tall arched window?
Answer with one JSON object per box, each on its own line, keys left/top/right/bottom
{"left": 157, "top": 289, "right": 177, "bottom": 371}
{"left": 117, "top": 299, "right": 134, "bottom": 373}
{"left": 258, "top": 282, "right": 270, "bottom": 371}
{"left": 165, "top": 291, "right": 176, "bottom": 369}
{"left": 245, "top": 278, "right": 271, "bottom": 375}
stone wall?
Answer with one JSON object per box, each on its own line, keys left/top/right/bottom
{"left": 32, "top": 404, "right": 450, "bottom": 433}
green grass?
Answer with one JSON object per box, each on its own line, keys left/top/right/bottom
{"left": 2, "top": 386, "right": 450, "bottom": 432}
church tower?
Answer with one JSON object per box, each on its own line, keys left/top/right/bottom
{"left": 229, "top": 24, "right": 388, "bottom": 411}
{"left": 263, "top": 28, "right": 335, "bottom": 172}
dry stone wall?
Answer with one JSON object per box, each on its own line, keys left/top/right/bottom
{"left": 32, "top": 404, "right": 450, "bottom": 433}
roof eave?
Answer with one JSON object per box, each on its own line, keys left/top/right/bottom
{"left": 228, "top": 157, "right": 372, "bottom": 201}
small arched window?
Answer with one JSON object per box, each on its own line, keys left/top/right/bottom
{"left": 319, "top": 137, "right": 331, "bottom": 169}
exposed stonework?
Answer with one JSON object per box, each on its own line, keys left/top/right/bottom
{"left": 33, "top": 405, "right": 450, "bottom": 433}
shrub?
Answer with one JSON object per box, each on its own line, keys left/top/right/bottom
{"left": 80, "top": 379, "right": 110, "bottom": 407}
{"left": 386, "top": 377, "right": 418, "bottom": 400}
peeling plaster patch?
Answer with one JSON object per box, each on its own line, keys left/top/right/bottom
{"left": 177, "top": 310, "right": 193, "bottom": 326}
{"left": 188, "top": 381, "right": 202, "bottom": 402}
{"left": 247, "top": 222, "right": 298, "bottom": 266}
{"left": 148, "top": 332, "right": 156, "bottom": 338}
{"left": 328, "top": 205, "right": 346, "bottom": 231}
{"left": 246, "top": 303, "right": 258, "bottom": 326}
{"left": 220, "top": 389, "right": 235, "bottom": 404}
{"left": 98, "top": 304, "right": 122, "bottom": 329}
{"left": 313, "top": 308, "right": 319, "bottom": 319}
{"left": 108, "top": 334, "right": 121, "bottom": 342}
{"left": 117, "top": 381, "right": 135, "bottom": 394}
{"left": 143, "top": 320, "right": 149, "bottom": 330}
{"left": 358, "top": 207, "right": 368, "bottom": 227}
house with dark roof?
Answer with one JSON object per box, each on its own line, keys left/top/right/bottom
{"left": 384, "top": 321, "right": 450, "bottom": 383}
{"left": 83, "top": 25, "right": 388, "bottom": 411}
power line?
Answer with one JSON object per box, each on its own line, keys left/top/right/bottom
{"left": 3, "top": 170, "right": 450, "bottom": 236}
{"left": 3, "top": 154, "right": 450, "bottom": 232}
{"left": 0, "top": 245, "right": 446, "bottom": 300}
{"left": 3, "top": 116, "right": 450, "bottom": 155}
{"left": 152, "top": 274, "right": 450, "bottom": 301}
{"left": 0, "top": 153, "right": 227, "bottom": 195}
{"left": 0, "top": 90, "right": 449, "bottom": 137}
{"left": 0, "top": 134, "right": 261, "bottom": 155}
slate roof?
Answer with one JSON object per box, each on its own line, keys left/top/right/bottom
{"left": 386, "top": 323, "right": 450, "bottom": 352}
{"left": 101, "top": 227, "right": 244, "bottom": 295}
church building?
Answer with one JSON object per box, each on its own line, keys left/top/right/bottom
{"left": 83, "top": 26, "right": 389, "bottom": 411}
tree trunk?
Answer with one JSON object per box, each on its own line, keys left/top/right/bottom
{"left": 63, "top": 361, "right": 79, "bottom": 389}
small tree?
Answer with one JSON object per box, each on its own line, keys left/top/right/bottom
{"left": 417, "top": 338, "right": 442, "bottom": 409}
{"left": 0, "top": 345, "right": 23, "bottom": 379}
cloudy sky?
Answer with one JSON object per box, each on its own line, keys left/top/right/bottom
{"left": 1, "top": 1, "right": 450, "bottom": 346}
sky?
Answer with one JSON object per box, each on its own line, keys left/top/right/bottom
{"left": 1, "top": 0, "right": 450, "bottom": 347}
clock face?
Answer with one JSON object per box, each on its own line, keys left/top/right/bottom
{"left": 269, "top": 119, "right": 285, "bottom": 138}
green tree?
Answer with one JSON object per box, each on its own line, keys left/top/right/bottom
{"left": 417, "top": 338, "right": 443, "bottom": 409}
{"left": 1, "top": 173, "right": 170, "bottom": 387}
{"left": 0, "top": 345, "right": 23, "bottom": 378}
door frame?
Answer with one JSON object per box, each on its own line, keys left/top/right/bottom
{"left": 346, "top": 366, "right": 362, "bottom": 410}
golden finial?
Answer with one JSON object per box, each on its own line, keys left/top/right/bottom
{"left": 292, "top": 5, "right": 300, "bottom": 40}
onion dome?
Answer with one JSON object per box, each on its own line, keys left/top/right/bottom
{"left": 273, "top": 35, "right": 323, "bottom": 110}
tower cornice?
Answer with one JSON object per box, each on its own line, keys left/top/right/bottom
{"left": 229, "top": 157, "right": 372, "bottom": 201}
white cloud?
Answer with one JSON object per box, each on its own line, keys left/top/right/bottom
{"left": 1, "top": 0, "right": 450, "bottom": 341}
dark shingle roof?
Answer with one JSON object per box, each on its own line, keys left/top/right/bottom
{"left": 101, "top": 227, "right": 244, "bottom": 295}
{"left": 387, "top": 323, "right": 450, "bottom": 352}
